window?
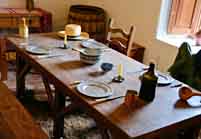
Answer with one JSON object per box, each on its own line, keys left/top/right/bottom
{"left": 168, "top": 0, "right": 201, "bottom": 35}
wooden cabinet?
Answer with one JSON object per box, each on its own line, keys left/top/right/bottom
{"left": 0, "top": 8, "right": 52, "bottom": 32}
{"left": 0, "top": 8, "right": 52, "bottom": 80}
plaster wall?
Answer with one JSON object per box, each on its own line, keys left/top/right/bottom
{"left": 1, "top": 0, "right": 178, "bottom": 71}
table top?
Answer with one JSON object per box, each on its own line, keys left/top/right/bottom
{"left": 7, "top": 33, "right": 201, "bottom": 138}
{"left": 0, "top": 82, "right": 48, "bottom": 139}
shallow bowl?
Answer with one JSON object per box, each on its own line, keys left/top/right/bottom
{"left": 80, "top": 50, "right": 101, "bottom": 64}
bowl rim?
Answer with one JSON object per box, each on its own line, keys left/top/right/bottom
{"left": 80, "top": 50, "right": 102, "bottom": 57}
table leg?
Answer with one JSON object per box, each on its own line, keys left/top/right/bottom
{"left": 178, "top": 126, "right": 200, "bottom": 139}
{"left": 101, "top": 128, "right": 111, "bottom": 139}
{"left": 16, "top": 53, "right": 31, "bottom": 99}
{"left": 53, "top": 88, "right": 65, "bottom": 139}
{"left": 42, "top": 76, "right": 54, "bottom": 109}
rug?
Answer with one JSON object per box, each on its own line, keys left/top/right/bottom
{"left": 4, "top": 64, "right": 102, "bottom": 139}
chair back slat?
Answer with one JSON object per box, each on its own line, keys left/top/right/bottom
{"left": 107, "top": 18, "right": 135, "bottom": 57}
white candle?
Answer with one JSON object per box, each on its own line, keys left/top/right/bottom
{"left": 64, "top": 34, "right": 67, "bottom": 45}
{"left": 118, "top": 64, "right": 123, "bottom": 77}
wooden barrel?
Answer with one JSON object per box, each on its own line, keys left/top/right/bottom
{"left": 68, "top": 5, "right": 107, "bottom": 42}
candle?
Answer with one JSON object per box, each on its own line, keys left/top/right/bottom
{"left": 112, "top": 64, "right": 125, "bottom": 83}
{"left": 64, "top": 34, "right": 67, "bottom": 45}
{"left": 118, "top": 64, "right": 123, "bottom": 77}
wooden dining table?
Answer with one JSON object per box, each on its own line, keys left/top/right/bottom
{"left": 6, "top": 32, "right": 201, "bottom": 139}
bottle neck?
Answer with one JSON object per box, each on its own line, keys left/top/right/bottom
{"left": 22, "top": 18, "right": 26, "bottom": 26}
{"left": 26, "top": 0, "right": 34, "bottom": 11}
{"left": 148, "top": 63, "right": 155, "bottom": 74}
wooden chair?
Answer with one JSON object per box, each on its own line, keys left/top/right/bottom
{"left": 106, "top": 19, "right": 136, "bottom": 57}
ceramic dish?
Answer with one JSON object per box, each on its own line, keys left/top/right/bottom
{"left": 81, "top": 39, "right": 108, "bottom": 49}
{"left": 140, "top": 71, "right": 174, "bottom": 85}
{"left": 187, "top": 96, "right": 201, "bottom": 107}
{"left": 26, "top": 46, "right": 50, "bottom": 55}
{"left": 76, "top": 81, "right": 113, "bottom": 98}
{"left": 80, "top": 51, "right": 101, "bottom": 64}
{"left": 157, "top": 73, "right": 174, "bottom": 85}
{"left": 57, "top": 31, "right": 89, "bottom": 40}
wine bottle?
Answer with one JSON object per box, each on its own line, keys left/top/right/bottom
{"left": 19, "top": 18, "right": 29, "bottom": 38}
{"left": 26, "top": 0, "right": 34, "bottom": 12}
{"left": 139, "top": 62, "right": 158, "bottom": 102}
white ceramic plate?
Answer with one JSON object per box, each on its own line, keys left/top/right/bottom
{"left": 140, "top": 71, "right": 174, "bottom": 85}
{"left": 57, "top": 31, "right": 89, "bottom": 40}
{"left": 157, "top": 73, "right": 174, "bottom": 85}
{"left": 76, "top": 81, "right": 113, "bottom": 98}
{"left": 81, "top": 39, "right": 108, "bottom": 49}
{"left": 26, "top": 46, "right": 50, "bottom": 55}
{"left": 187, "top": 96, "right": 201, "bottom": 107}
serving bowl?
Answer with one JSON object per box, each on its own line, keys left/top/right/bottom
{"left": 79, "top": 49, "right": 102, "bottom": 64}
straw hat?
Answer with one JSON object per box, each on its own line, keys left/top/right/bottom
{"left": 65, "top": 24, "right": 81, "bottom": 36}
{"left": 57, "top": 24, "right": 89, "bottom": 40}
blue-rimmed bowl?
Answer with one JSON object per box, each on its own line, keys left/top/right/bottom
{"left": 79, "top": 49, "right": 102, "bottom": 64}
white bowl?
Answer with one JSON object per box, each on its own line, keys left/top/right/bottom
{"left": 80, "top": 49, "right": 102, "bottom": 64}
{"left": 84, "top": 48, "right": 103, "bottom": 56}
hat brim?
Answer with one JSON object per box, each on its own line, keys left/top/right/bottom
{"left": 57, "top": 31, "right": 89, "bottom": 40}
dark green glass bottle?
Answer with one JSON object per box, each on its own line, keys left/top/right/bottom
{"left": 26, "top": 0, "right": 34, "bottom": 12}
{"left": 139, "top": 63, "right": 158, "bottom": 102}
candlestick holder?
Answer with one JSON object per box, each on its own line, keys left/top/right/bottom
{"left": 112, "top": 75, "right": 125, "bottom": 83}
{"left": 58, "top": 43, "right": 70, "bottom": 49}
{"left": 63, "top": 43, "right": 68, "bottom": 49}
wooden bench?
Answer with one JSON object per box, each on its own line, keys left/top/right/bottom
{"left": 0, "top": 82, "right": 48, "bottom": 139}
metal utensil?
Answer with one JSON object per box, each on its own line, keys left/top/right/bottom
{"left": 170, "top": 84, "right": 182, "bottom": 88}
{"left": 70, "top": 80, "right": 83, "bottom": 86}
{"left": 36, "top": 54, "right": 64, "bottom": 59}
{"left": 127, "top": 67, "right": 148, "bottom": 74}
{"left": 92, "top": 95, "right": 125, "bottom": 104}
{"left": 72, "top": 47, "right": 84, "bottom": 53}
